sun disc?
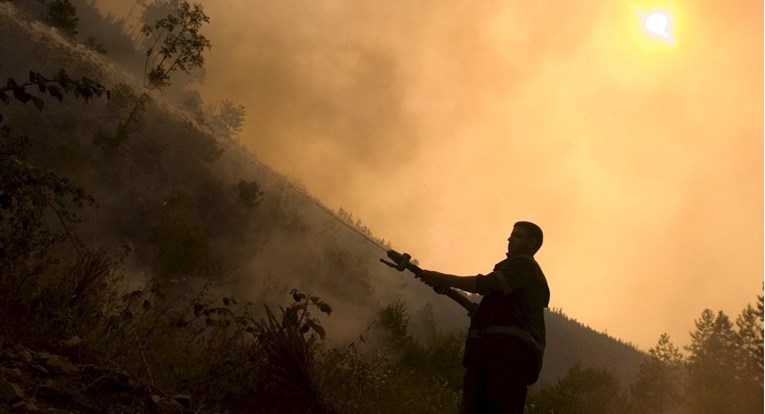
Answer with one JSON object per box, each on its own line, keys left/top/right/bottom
{"left": 645, "top": 12, "right": 670, "bottom": 37}
{"left": 628, "top": 2, "right": 680, "bottom": 50}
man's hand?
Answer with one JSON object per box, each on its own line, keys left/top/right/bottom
{"left": 419, "top": 270, "right": 445, "bottom": 288}
{"left": 419, "top": 271, "right": 481, "bottom": 294}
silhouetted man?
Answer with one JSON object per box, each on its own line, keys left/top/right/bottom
{"left": 420, "top": 221, "right": 549, "bottom": 414}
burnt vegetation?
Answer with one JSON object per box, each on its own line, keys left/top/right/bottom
{"left": 0, "top": 1, "right": 762, "bottom": 413}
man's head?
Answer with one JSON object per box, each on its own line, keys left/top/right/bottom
{"left": 507, "top": 221, "right": 544, "bottom": 256}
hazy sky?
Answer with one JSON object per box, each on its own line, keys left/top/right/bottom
{"left": 97, "top": 0, "right": 762, "bottom": 350}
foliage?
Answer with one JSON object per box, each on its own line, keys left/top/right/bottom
{"left": 236, "top": 179, "right": 265, "bottom": 209}
{"left": 93, "top": 82, "right": 152, "bottom": 155}
{"left": 682, "top": 301, "right": 764, "bottom": 414}
{"left": 623, "top": 296, "right": 764, "bottom": 414}
{"left": 0, "top": 25, "right": 761, "bottom": 410}
{"left": 83, "top": 36, "right": 107, "bottom": 54}
{"left": 376, "top": 300, "right": 411, "bottom": 347}
{"left": 146, "top": 192, "right": 220, "bottom": 286}
{"left": 530, "top": 363, "right": 628, "bottom": 414}
{"left": 542, "top": 306, "right": 645, "bottom": 386}
{"left": 628, "top": 333, "right": 684, "bottom": 413}
{"left": 43, "top": 0, "right": 79, "bottom": 38}
{"left": 322, "top": 300, "right": 463, "bottom": 414}
{"left": 0, "top": 132, "right": 92, "bottom": 274}
{"left": 734, "top": 294, "right": 764, "bottom": 385}
{"left": 0, "top": 69, "right": 107, "bottom": 278}
{"left": 212, "top": 99, "right": 246, "bottom": 137}
{"left": 731, "top": 296, "right": 764, "bottom": 413}
{"left": 82, "top": 286, "right": 337, "bottom": 413}
{"left": 336, "top": 207, "right": 391, "bottom": 248}
{"left": 0, "top": 69, "right": 107, "bottom": 344}
{"left": 140, "top": 1, "right": 212, "bottom": 88}
{"left": 684, "top": 310, "right": 740, "bottom": 413}
{"left": 1, "top": 70, "right": 108, "bottom": 109}
{"left": 246, "top": 289, "right": 335, "bottom": 412}
{"left": 0, "top": 63, "right": 460, "bottom": 413}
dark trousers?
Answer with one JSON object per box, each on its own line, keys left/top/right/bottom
{"left": 460, "top": 363, "right": 528, "bottom": 414}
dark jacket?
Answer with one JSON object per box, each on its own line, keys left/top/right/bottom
{"left": 464, "top": 255, "right": 550, "bottom": 384}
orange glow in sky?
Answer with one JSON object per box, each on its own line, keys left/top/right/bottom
{"left": 94, "top": 0, "right": 763, "bottom": 351}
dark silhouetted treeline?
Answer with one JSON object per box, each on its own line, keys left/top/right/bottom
{"left": 527, "top": 295, "right": 763, "bottom": 413}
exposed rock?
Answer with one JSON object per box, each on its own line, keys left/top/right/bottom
{"left": 0, "top": 345, "right": 197, "bottom": 414}
{"left": 0, "top": 381, "right": 24, "bottom": 402}
{"left": 0, "top": 367, "right": 22, "bottom": 379}
{"left": 32, "top": 363, "right": 50, "bottom": 375}
{"left": 16, "top": 348, "right": 33, "bottom": 363}
{"left": 151, "top": 395, "right": 185, "bottom": 414}
{"left": 24, "top": 401, "right": 41, "bottom": 412}
{"left": 44, "top": 408, "right": 72, "bottom": 414}
{"left": 62, "top": 336, "right": 81, "bottom": 348}
{"left": 45, "top": 356, "right": 77, "bottom": 374}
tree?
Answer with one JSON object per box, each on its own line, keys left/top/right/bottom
{"left": 376, "top": 300, "right": 411, "bottom": 348}
{"left": 732, "top": 294, "right": 764, "bottom": 412}
{"left": 0, "top": 69, "right": 108, "bottom": 341}
{"left": 43, "top": 0, "right": 79, "bottom": 38}
{"left": 684, "top": 309, "right": 740, "bottom": 414}
{"left": 213, "top": 100, "right": 246, "bottom": 137}
{"left": 147, "top": 192, "right": 218, "bottom": 286}
{"left": 235, "top": 180, "right": 264, "bottom": 209}
{"left": 629, "top": 333, "right": 684, "bottom": 413}
{"left": 140, "top": 1, "right": 212, "bottom": 88}
{"left": 0, "top": 71, "right": 108, "bottom": 266}
{"left": 93, "top": 83, "right": 152, "bottom": 155}
{"left": 250, "top": 290, "right": 335, "bottom": 413}
{"left": 735, "top": 294, "right": 764, "bottom": 384}
{"left": 531, "top": 363, "right": 628, "bottom": 414}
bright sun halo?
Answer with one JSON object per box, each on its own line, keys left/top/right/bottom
{"left": 628, "top": 1, "right": 680, "bottom": 50}
{"left": 642, "top": 10, "right": 675, "bottom": 45}
{"left": 645, "top": 12, "right": 669, "bottom": 37}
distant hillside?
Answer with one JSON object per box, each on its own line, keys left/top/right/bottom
{"left": 541, "top": 309, "right": 644, "bottom": 385}
{"left": 0, "top": 1, "right": 645, "bottom": 389}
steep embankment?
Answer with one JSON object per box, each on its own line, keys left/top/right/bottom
{"left": 0, "top": 0, "right": 466, "bottom": 344}
{"left": 0, "top": 2, "right": 644, "bottom": 389}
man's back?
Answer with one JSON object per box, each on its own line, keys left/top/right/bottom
{"left": 470, "top": 255, "right": 550, "bottom": 348}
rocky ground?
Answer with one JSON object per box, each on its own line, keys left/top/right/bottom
{"left": 0, "top": 339, "right": 197, "bottom": 414}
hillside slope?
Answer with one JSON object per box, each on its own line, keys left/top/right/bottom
{"left": 0, "top": 2, "right": 644, "bottom": 389}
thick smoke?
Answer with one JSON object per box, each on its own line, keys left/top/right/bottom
{"left": 87, "top": 0, "right": 762, "bottom": 350}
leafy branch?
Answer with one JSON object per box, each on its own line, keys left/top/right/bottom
{"left": 141, "top": 1, "right": 211, "bottom": 88}
{"left": 0, "top": 70, "right": 108, "bottom": 265}
{"left": 0, "top": 70, "right": 109, "bottom": 112}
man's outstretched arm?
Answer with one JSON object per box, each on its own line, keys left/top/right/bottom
{"left": 419, "top": 271, "right": 480, "bottom": 294}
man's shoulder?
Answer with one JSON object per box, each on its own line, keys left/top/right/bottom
{"left": 495, "top": 255, "right": 546, "bottom": 283}
{"left": 497, "top": 255, "right": 540, "bottom": 269}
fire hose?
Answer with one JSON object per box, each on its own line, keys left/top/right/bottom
{"left": 380, "top": 249, "right": 477, "bottom": 316}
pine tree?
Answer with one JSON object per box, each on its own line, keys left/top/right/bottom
{"left": 629, "top": 333, "right": 684, "bottom": 413}
{"left": 45, "top": 0, "right": 79, "bottom": 38}
{"left": 685, "top": 309, "right": 739, "bottom": 414}
{"left": 533, "top": 363, "right": 628, "bottom": 414}
{"left": 731, "top": 294, "right": 764, "bottom": 412}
